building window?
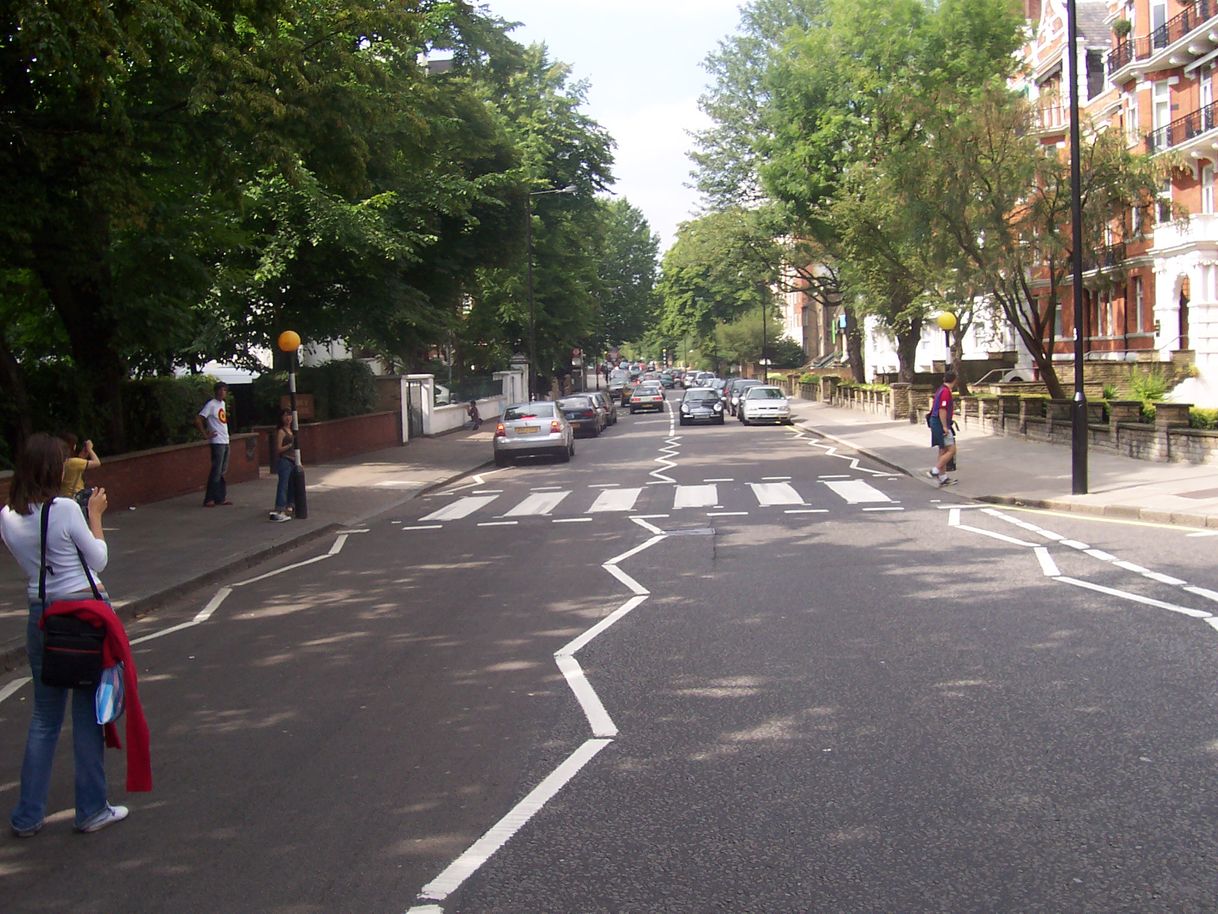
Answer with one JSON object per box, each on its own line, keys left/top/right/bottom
{"left": 1157, "top": 179, "right": 1173, "bottom": 224}
{"left": 1204, "top": 164, "right": 1215, "bottom": 214}
{"left": 1133, "top": 275, "right": 1145, "bottom": 333}
{"left": 1102, "top": 292, "right": 1114, "bottom": 338}
{"left": 1131, "top": 202, "right": 1144, "bottom": 235}
{"left": 1052, "top": 300, "right": 1064, "bottom": 340}
{"left": 1127, "top": 95, "right": 1140, "bottom": 146}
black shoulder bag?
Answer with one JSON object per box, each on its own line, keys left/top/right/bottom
{"left": 38, "top": 500, "right": 106, "bottom": 689}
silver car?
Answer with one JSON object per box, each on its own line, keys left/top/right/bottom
{"left": 493, "top": 401, "right": 575, "bottom": 466}
{"left": 738, "top": 385, "right": 792, "bottom": 425}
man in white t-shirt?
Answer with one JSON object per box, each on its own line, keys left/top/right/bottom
{"left": 193, "top": 382, "right": 232, "bottom": 507}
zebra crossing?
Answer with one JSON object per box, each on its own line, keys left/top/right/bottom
{"left": 407, "top": 477, "right": 901, "bottom": 528}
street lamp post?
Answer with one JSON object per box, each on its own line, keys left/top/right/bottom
{"left": 276, "top": 330, "right": 308, "bottom": 520}
{"left": 525, "top": 183, "right": 578, "bottom": 400}
{"left": 936, "top": 312, "right": 958, "bottom": 367}
{"left": 1066, "top": 0, "right": 1089, "bottom": 494}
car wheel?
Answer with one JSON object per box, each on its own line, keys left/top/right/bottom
{"left": 741, "top": 414, "right": 749, "bottom": 425}
{"left": 569, "top": 440, "right": 576, "bottom": 457}
{"left": 557, "top": 445, "right": 571, "bottom": 463}
{"left": 679, "top": 416, "right": 687, "bottom": 426}
{"left": 717, "top": 415, "right": 725, "bottom": 425}
{"left": 494, "top": 453, "right": 509, "bottom": 467}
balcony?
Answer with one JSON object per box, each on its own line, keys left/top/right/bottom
{"left": 1145, "top": 99, "right": 1218, "bottom": 156}
{"left": 1108, "top": 0, "right": 1218, "bottom": 82}
{"left": 1149, "top": 211, "right": 1218, "bottom": 253}
{"left": 1033, "top": 103, "right": 1068, "bottom": 135}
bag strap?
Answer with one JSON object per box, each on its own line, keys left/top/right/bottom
{"left": 38, "top": 499, "right": 103, "bottom": 607}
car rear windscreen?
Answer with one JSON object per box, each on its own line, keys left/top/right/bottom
{"left": 504, "top": 403, "right": 555, "bottom": 420}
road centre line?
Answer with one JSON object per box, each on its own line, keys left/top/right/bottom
{"left": 553, "top": 517, "right": 592, "bottom": 523}
{"left": 588, "top": 483, "right": 620, "bottom": 488}
{"left": 1114, "top": 560, "right": 1151, "bottom": 574}
{"left": 402, "top": 525, "right": 443, "bottom": 531}
{"left": 413, "top": 738, "right": 613, "bottom": 904}
{"left": 1144, "top": 570, "right": 1188, "bottom": 586}
{"left": 761, "top": 476, "right": 791, "bottom": 480}
{"left": 1055, "top": 576, "right": 1212, "bottom": 620}
{"left": 704, "top": 477, "right": 734, "bottom": 482}
{"left": 554, "top": 655, "right": 617, "bottom": 738}
{"left": 471, "top": 489, "right": 502, "bottom": 494}
{"left": 530, "top": 486, "right": 563, "bottom": 491}
{"left": 477, "top": 521, "right": 517, "bottom": 527}
{"left": 862, "top": 507, "right": 904, "bottom": 512}
{"left": 1035, "top": 547, "right": 1060, "bottom": 577}
{"left": 1185, "top": 585, "right": 1218, "bottom": 604}
{"left": 558, "top": 595, "right": 649, "bottom": 657}
{"left": 603, "top": 564, "right": 649, "bottom": 595}
{"left": 607, "top": 535, "right": 666, "bottom": 566}
{"left": 707, "top": 511, "right": 748, "bottom": 517}
{"left": 785, "top": 508, "right": 829, "bottom": 514}
{"left": 952, "top": 522, "right": 1038, "bottom": 548}
{"left": 1060, "top": 539, "right": 1091, "bottom": 550}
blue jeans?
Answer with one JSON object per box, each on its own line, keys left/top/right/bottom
{"left": 205, "top": 443, "right": 229, "bottom": 505}
{"left": 275, "top": 457, "right": 296, "bottom": 512}
{"left": 11, "top": 599, "right": 108, "bottom": 831}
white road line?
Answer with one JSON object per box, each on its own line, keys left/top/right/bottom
{"left": 1208, "top": 618, "right": 1218, "bottom": 633}
{"left": 1035, "top": 547, "right": 1060, "bottom": 577}
{"left": 588, "top": 483, "right": 620, "bottom": 488}
{"left": 414, "top": 738, "right": 613, "bottom": 903}
{"left": 631, "top": 517, "right": 666, "bottom": 535}
{"left": 1084, "top": 549, "right": 1117, "bottom": 562}
{"left": 1187, "top": 530, "right": 1218, "bottom": 537}
{"left": 674, "top": 484, "right": 718, "bottom": 509}
{"left": 402, "top": 525, "right": 443, "bottom": 531}
{"left": 703, "top": 477, "right": 734, "bottom": 482}
{"left": 1114, "top": 561, "right": 1151, "bottom": 574}
{"left": 0, "top": 677, "right": 31, "bottom": 704}
{"left": 193, "top": 586, "right": 232, "bottom": 622}
{"left": 504, "top": 491, "right": 570, "bottom": 517}
{"left": 862, "top": 507, "right": 904, "bottom": 512}
{"left": 748, "top": 482, "right": 805, "bottom": 507}
{"left": 646, "top": 480, "right": 674, "bottom": 485}
{"left": 421, "top": 495, "right": 498, "bottom": 522}
{"left": 130, "top": 620, "right": 201, "bottom": 646}
{"left": 1059, "top": 539, "right": 1090, "bottom": 550}
{"left": 530, "top": 486, "right": 563, "bottom": 492}
{"left": 785, "top": 509, "right": 828, "bottom": 514}
{"left": 1056, "top": 576, "right": 1212, "bottom": 619}
{"left": 554, "top": 655, "right": 617, "bottom": 737}
{"left": 553, "top": 517, "right": 593, "bottom": 524}
{"left": 471, "top": 490, "right": 502, "bottom": 495}
{"left": 822, "top": 479, "right": 891, "bottom": 504}
{"left": 953, "top": 523, "right": 1038, "bottom": 548}
{"left": 557, "top": 595, "right": 649, "bottom": 657}
{"left": 606, "top": 535, "right": 666, "bottom": 566}
{"left": 235, "top": 555, "right": 331, "bottom": 586}
{"left": 1185, "top": 585, "right": 1218, "bottom": 604}
{"left": 603, "top": 564, "right": 649, "bottom": 595}
{"left": 589, "top": 487, "right": 643, "bottom": 513}
{"left": 477, "top": 521, "right": 518, "bottom": 527}
{"left": 761, "top": 476, "right": 791, "bottom": 481}
{"left": 818, "top": 474, "right": 851, "bottom": 479}
{"left": 328, "top": 534, "right": 349, "bottom": 556}
{"left": 1143, "top": 571, "right": 1188, "bottom": 586}
{"left": 707, "top": 511, "right": 748, "bottom": 517}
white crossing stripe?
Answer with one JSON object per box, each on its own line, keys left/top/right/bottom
{"left": 822, "top": 479, "right": 892, "bottom": 504}
{"left": 674, "top": 484, "right": 718, "bottom": 509}
{"left": 504, "top": 491, "right": 570, "bottom": 517}
{"left": 421, "top": 495, "right": 498, "bottom": 521}
{"left": 588, "top": 487, "right": 643, "bottom": 513}
{"left": 748, "top": 482, "right": 805, "bottom": 507}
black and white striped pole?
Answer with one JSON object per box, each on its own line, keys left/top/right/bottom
{"left": 277, "top": 330, "right": 309, "bottom": 520}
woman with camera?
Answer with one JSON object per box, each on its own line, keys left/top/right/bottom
{"left": 0, "top": 433, "right": 127, "bottom": 837}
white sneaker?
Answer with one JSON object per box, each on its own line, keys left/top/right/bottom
{"left": 76, "top": 804, "right": 128, "bottom": 834}
{"left": 270, "top": 512, "right": 291, "bottom": 523}
{"left": 926, "top": 469, "right": 939, "bottom": 479}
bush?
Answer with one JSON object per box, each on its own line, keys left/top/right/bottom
{"left": 1130, "top": 368, "right": 1169, "bottom": 402}
{"left": 252, "top": 360, "right": 378, "bottom": 424}
{"left": 1141, "top": 402, "right": 1157, "bottom": 423}
{"left": 122, "top": 375, "right": 216, "bottom": 451}
{"left": 1102, "top": 383, "right": 1119, "bottom": 400}
{"left": 1190, "top": 408, "right": 1218, "bottom": 430}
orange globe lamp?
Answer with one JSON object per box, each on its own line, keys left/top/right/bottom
{"left": 277, "top": 330, "right": 301, "bottom": 352}
{"left": 935, "top": 312, "right": 958, "bottom": 332}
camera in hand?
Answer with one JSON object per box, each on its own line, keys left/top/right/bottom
{"left": 73, "top": 487, "right": 94, "bottom": 515}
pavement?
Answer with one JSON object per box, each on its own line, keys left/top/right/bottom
{"left": 2, "top": 398, "right": 1215, "bottom": 671}
{"left": 0, "top": 426, "right": 497, "bottom": 671}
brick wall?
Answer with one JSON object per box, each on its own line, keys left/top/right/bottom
{"left": 255, "top": 411, "right": 400, "bottom": 467}
{"left": 0, "top": 434, "right": 262, "bottom": 510}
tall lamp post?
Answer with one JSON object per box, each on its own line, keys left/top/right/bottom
{"left": 525, "top": 184, "right": 578, "bottom": 400}
{"left": 277, "top": 330, "right": 308, "bottom": 520}
{"left": 1065, "top": 0, "right": 1089, "bottom": 494}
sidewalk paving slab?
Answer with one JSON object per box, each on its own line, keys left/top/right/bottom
{"left": 790, "top": 399, "right": 1218, "bottom": 530}
{"left": 0, "top": 427, "right": 495, "bottom": 672}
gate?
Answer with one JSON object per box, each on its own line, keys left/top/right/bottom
{"left": 404, "top": 379, "right": 425, "bottom": 440}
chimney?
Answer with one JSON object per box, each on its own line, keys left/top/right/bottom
{"left": 1024, "top": 0, "right": 1042, "bottom": 20}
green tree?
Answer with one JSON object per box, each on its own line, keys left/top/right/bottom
{"left": 594, "top": 199, "right": 660, "bottom": 356}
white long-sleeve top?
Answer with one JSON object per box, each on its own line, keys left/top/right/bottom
{"left": 1, "top": 498, "right": 108, "bottom": 602}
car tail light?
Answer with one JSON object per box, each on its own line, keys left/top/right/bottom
{"left": 582, "top": 409, "right": 595, "bottom": 418}
{"left": 494, "top": 422, "right": 506, "bottom": 437}
{"left": 550, "top": 419, "right": 562, "bottom": 433}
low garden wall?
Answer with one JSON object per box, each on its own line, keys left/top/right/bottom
{"left": 0, "top": 434, "right": 262, "bottom": 510}
{"left": 254, "top": 411, "right": 400, "bottom": 467}
{"left": 780, "top": 373, "right": 1218, "bottom": 466}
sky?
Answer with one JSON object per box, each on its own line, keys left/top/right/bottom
{"left": 481, "top": 0, "right": 748, "bottom": 252}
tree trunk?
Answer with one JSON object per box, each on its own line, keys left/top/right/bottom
{"left": 35, "top": 252, "right": 128, "bottom": 451}
{"left": 843, "top": 305, "right": 866, "bottom": 382}
{"left": 894, "top": 316, "right": 923, "bottom": 384}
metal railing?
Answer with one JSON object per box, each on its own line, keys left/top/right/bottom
{"left": 1085, "top": 242, "right": 1127, "bottom": 271}
{"left": 1145, "top": 99, "right": 1218, "bottom": 153}
{"left": 1108, "top": 0, "right": 1218, "bottom": 72}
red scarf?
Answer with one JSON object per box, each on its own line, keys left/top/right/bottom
{"left": 41, "top": 601, "right": 152, "bottom": 792}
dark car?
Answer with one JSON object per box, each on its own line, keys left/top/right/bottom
{"left": 558, "top": 395, "right": 604, "bottom": 437}
{"left": 590, "top": 390, "right": 618, "bottom": 426}
{"left": 659, "top": 371, "right": 675, "bottom": 389}
{"left": 726, "top": 379, "right": 763, "bottom": 416}
{"left": 679, "top": 387, "right": 726, "bottom": 425}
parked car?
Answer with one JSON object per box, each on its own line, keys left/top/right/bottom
{"left": 434, "top": 383, "right": 452, "bottom": 405}
{"left": 558, "top": 395, "right": 604, "bottom": 437}
{"left": 738, "top": 385, "right": 792, "bottom": 425}
{"left": 629, "top": 382, "right": 665, "bottom": 413}
{"left": 679, "top": 387, "right": 726, "bottom": 425}
{"left": 590, "top": 390, "right": 618, "bottom": 426}
{"left": 726, "top": 379, "right": 763, "bottom": 416}
{"left": 493, "top": 402, "right": 575, "bottom": 466}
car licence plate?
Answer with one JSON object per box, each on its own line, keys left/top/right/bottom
{"left": 516, "top": 425, "right": 539, "bottom": 434}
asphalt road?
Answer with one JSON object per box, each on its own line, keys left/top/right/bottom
{"left": 2, "top": 392, "right": 1217, "bottom": 913}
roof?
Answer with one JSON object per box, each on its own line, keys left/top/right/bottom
{"left": 1075, "top": 0, "right": 1111, "bottom": 45}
